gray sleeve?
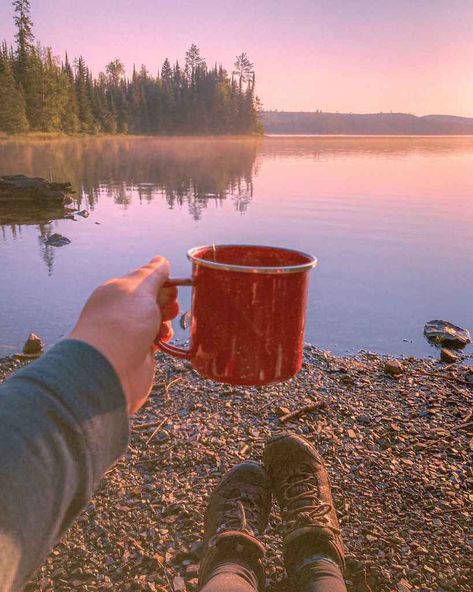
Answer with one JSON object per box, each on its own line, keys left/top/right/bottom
{"left": 0, "top": 339, "right": 129, "bottom": 591}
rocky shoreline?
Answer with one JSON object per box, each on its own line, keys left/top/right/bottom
{"left": 1, "top": 347, "right": 472, "bottom": 592}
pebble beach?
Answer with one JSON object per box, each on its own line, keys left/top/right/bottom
{"left": 1, "top": 346, "right": 472, "bottom": 592}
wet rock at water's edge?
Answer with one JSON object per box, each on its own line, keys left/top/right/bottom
{"left": 23, "top": 333, "right": 43, "bottom": 355}
{"left": 16, "top": 333, "right": 44, "bottom": 359}
{"left": 180, "top": 311, "right": 192, "bottom": 330}
{"left": 424, "top": 320, "right": 471, "bottom": 349}
{"left": 43, "top": 233, "right": 71, "bottom": 247}
{"left": 384, "top": 358, "right": 404, "bottom": 376}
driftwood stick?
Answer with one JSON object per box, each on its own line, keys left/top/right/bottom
{"left": 279, "top": 401, "right": 326, "bottom": 424}
{"left": 133, "top": 418, "right": 167, "bottom": 432}
{"left": 145, "top": 418, "right": 169, "bottom": 445}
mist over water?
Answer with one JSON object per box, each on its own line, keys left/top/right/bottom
{"left": 1, "top": 136, "right": 473, "bottom": 357}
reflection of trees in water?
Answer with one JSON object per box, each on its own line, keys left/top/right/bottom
{"left": 1, "top": 224, "right": 22, "bottom": 242}
{"left": 82, "top": 138, "right": 258, "bottom": 220}
{"left": 232, "top": 176, "right": 254, "bottom": 214}
{"left": 37, "top": 224, "right": 55, "bottom": 276}
{"left": 0, "top": 137, "right": 260, "bottom": 272}
{"left": 0, "top": 203, "right": 68, "bottom": 275}
{"left": 103, "top": 173, "right": 255, "bottom": 220}
{"left": 0, "top": 137, "right": 260, "bottom": 221}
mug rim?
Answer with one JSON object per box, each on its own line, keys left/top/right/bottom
{"left": 187, "top": 244, "right": 318, "bottom": 274}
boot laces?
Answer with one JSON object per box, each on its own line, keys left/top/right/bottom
{"left": 216, "top": 489, "right": 261, "bottom": 536}
{"left": 279, "top": 463, "right": 340, "bottom": 534}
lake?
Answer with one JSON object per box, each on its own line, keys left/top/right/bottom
{"left": 1, "top": 135, "right": 472, "bottom": 358}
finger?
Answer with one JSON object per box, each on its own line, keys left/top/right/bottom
{"left": 127, "top": 256, "right": 170, "bottom": 296}
{"left": 157, "top": 321, "right": 174, "bottom": 342}
{"left": 161, "top": 299, "right": 179, "bottom": 322}
{"left": 157, "top": 284, "right": 177, "bottom": 308}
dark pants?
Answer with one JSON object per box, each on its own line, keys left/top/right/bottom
{"left": 200, "top": 555, "right": 347, "bottom": 592}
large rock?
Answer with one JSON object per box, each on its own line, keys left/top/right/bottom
{"left": 22, "top": 333, "right": 44, "bottom": 355}
{"left": 384, "top": 358, "right": 404, "bottom": 376}
{"left": 0, "top": 175, "right": 74, "bottom": 204}
{"left": 424, "top": 320, "right": 471, "bottom": 349}
{"left": 16, "top": 333, "right": 44, "bottom": 359}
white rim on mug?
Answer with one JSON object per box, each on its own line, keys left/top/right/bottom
{"left": 187, "top": 244, "right": 318, "bottom": 274}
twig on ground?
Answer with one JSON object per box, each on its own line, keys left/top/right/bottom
{"left": 279, "top": 401, "right": 327, "bottom": 424}
{"left": 145, "top": 417, "right": 169, "bottom": 445}
{"left": 132, "top": 419, "right": 167, "bottom": 432}
{"left": 165, "top": 376, "right": 182, "bottom": 393}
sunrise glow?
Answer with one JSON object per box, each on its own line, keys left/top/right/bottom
{"left": 1, "top": 0, "right": 472, "bottom": 116}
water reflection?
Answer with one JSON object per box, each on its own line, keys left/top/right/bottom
{"left": 0, "top": 200, "right": 73, "bottom": 226}
{"left": 0, "top": 137, "right": 259, "bottom": 223}
{"left": 1, "top": 136, "right": 473, "bottom": 357}
{"left": 260, "top": 135, "right": 473, "bottom": 158}
{"left": 0, "top": 137, "right": 260, "bottom": 273}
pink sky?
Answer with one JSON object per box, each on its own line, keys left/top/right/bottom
{"left": 1, "top": 0, "right": 472, "bottom": 116}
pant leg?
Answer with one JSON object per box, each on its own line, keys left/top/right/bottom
{"left": 200, "top": 559, "right": 259, "bottom": 592}
{"left": 296, "top": 556, "right": 347, "bottom": 592}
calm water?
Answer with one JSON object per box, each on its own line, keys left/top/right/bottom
{"left": 1, "top": 136, "right": 472, "bottom": 357}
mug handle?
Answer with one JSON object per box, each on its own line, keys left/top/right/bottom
{"left": 154, "top": 277, "right": 194, "bottom": 360}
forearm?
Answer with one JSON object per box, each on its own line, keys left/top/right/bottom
{"left": 0, "top": 340, "right": 129, "bottom": 590}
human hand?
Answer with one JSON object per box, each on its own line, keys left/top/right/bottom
{"left": 69, "top": 256, "right": 179, "bottom": 414}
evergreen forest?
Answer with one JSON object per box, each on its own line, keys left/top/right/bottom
{"left": 0, "top": 1, "right": 262, "bottom": 135}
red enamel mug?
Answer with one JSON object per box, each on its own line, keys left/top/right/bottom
{"left": 157, "top": 244, "right": 317, "bottom": 386}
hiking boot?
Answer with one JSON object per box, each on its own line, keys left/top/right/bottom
{"left": 263, "top": 433, "right": 345, "bottom": 572}
{"left": 199, "top": 461, "right": 271, "bottom": 590}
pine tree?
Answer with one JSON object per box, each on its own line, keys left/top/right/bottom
{"left": 0, "top": 44, "right": 29, "bottom": 133}
{"left": 184, "top": 44, "right": 204, "bottom": 85}
{"left": 75, "top": 56, "right": 94, "bottom": 131}
{"left": 61, "top": 53, "right": 80, "bottom": 132}
{"left": 233, "top": 53, "right": 254, "bottom": 93}
{"left": 3, "top": 2, "right": 262, "bottom": 136}
{"left": 12, "top": 0, "right": 42, "bottom": 128}
{"left": 37, "top": 47, "right": 69, "bottom": 131}
{"left": 12, "top": 0, "right": 34, "bottom": 78}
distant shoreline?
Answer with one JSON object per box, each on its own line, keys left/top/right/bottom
{"left": 262, "top": 111, "right": 473, "bottom": 135}
{"left": 2, "top": 132, "right": 473, "bottom": 143}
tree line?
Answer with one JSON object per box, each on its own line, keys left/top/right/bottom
{"left": 0, "top": 1, "right": 262, "bottom": 135}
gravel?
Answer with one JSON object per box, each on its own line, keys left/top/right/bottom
{"left": 1, "top": 346, "right": 472, "bottom": 592}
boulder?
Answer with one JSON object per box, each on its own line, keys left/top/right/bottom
{"left": 424, "top": 320, "right": 471, "bottom": 349}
